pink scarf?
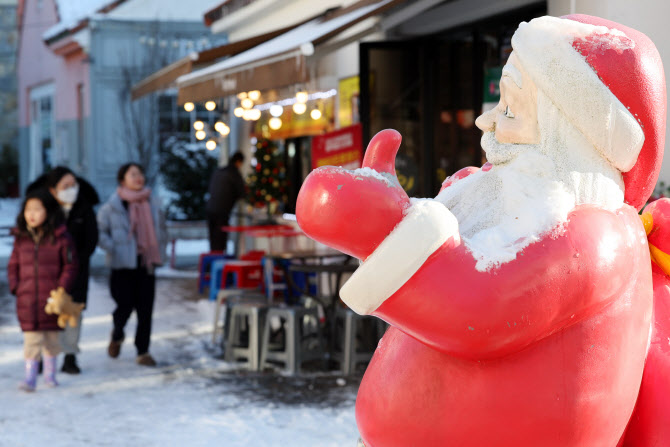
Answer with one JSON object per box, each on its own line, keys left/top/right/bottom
{"left": 117, "top": 186, "right": 162, "bottom": 268}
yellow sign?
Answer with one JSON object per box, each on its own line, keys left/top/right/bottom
{"left": 338, "top": 76, "right": 359, "bottom": 128}
{"left": 253, "top": 97, "right": 335, "bottom": 140}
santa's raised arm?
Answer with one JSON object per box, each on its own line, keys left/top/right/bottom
{"left": 297, "top": 14, "right": 667, "bottom": 447}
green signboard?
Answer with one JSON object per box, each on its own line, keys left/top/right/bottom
{"left": 483, "top": 66, "right": 503, "bottom": 103}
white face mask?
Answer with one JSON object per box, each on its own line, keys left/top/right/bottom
{"left": 57, "top": 184, "right": 79, "bottom": 205}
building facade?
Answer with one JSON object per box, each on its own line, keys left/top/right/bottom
{"left": 151, "top": 0, "right": 670, "bottom": 210}
{"left": 17, "top": 0, "right": 225, "bottom": 199}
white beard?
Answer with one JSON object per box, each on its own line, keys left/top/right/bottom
{"left": 435, "top": 91, "right": 625, "bottom": 271}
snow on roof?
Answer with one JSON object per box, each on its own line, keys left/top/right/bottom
{"left": 44, "top": 0, "right": 222, "bottom": 42}
{"left": 44, "top": 0, "right": 115, "bottom": 41}
{"left": 104, "top": 0, "right": 224, "bottom": 21}
{"left": 177, "top": 0, "right": 391, "bottom": 86}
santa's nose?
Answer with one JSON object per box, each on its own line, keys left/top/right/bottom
{"left": 475, "top": 109, "right": 495, "bottom": 132}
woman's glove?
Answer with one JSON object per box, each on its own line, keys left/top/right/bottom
{"left": 297, "top": 129, "right": 410, "bottom": 260}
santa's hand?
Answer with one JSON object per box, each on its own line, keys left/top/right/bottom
{"left": 439, "top": 163, "right": 492, "bottom": 193}
{"left": 297, "top": 129, "right": 410, "bottom": 260}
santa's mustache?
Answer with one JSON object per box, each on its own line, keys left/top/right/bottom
{"left": 481, "top": 132, "right": 533, "bottom": 165}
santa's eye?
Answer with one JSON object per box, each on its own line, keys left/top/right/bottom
{"left": 504, "top": 105, "right": 515, "bottom": 118}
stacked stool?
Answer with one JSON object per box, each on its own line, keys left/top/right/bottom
{"left": 259, "top": 306, "right": 324, "bottom": 374}
{"left": 223, "top": 301, "right": 269, "bottom": 371}
{"left": 212, "top": 288, "right": 265, "bottom": 345}
{"left": 333, "top": 308, "right": 387, "bottom": 375}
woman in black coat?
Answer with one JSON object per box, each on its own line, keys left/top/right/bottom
{"left": 27, "top": 167, "right": 100, "bottom": 374}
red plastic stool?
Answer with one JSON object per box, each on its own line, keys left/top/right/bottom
{"left": 222, "top": 261, "right": 263, "bottom": 289}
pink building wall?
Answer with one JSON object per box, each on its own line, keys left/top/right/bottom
{"left": 17, "top": 0, "right": 89, "bottom": 127}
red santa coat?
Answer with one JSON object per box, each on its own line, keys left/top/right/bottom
{"left": 340, "top": 200, "right": 652, "bottom": 447}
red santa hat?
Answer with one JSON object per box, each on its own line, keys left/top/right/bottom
{"left": 511, "top": 14, "right": 666, "bottom": 210}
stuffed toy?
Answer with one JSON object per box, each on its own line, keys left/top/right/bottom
{"left": 45, "top": 287, "right": 84, "bottom": 329}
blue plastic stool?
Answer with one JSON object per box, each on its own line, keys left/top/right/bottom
{"left": 198, "top": 253, "right": 233, "bottom": 294}
{"left": 291, "top": 268, "right": 317, "bottom": 296}
{"left": 272, "top": 259, "right": 317, "bottom": 304}
{"left": 209, "top": 259, "right": 227, "bottom": 301}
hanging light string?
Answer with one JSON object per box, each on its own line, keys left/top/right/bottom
{"left": 254, "top": 89, "right": 337, "bottom": 111}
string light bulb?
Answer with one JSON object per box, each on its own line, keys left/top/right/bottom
{"left": 269, "top": 117, "right": 282, "bottom": 130}
{"left": 193, "top": 120, "right": 204, "bottom": 131}
{"left": 310, "top": 108, "right": 322, "bottom": 120}
{"left": 248, "top": 109, "right": 261, "bottom": 120}
{"left": 248, "top": 90, "right": 261, "bottom": 101}
{"left": 234, "top": 107, "right": 244, "bottom": 117}
{"left": 292, "top": 102, "right": 307, "bottom": 115}
{"left": 269, "top": 104, "right": 283, "bottom": 117}
{"left": 205, "top": 101, "right": 216, "bottom": 111}
{"left": 237, "top": 92, "right": 247, "bottom": 100}
{"left": 295, "top": 91, "right": 308, "bottom": 103}
{"left": 241, "top": 98, "right": 254, "bottom": 109}
{"left": 183, "top": 102, "right": 194, "bottom": 112}
{"left": 243, "top": 109, "right": 261, "bottom": 121}
{"left": 195, "top": 130, "right": 206, "bottom": 140}
{"left": 215, "top": 121, "right": 230, "bottom": 136}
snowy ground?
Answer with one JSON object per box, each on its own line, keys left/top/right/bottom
{"left": 0, "top": 272, "right": 361, "bottom": 446}
{"left": 0, "top": 198, "right": 19, "bottom": 228}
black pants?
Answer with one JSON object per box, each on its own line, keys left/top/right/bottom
{"left": 110, "top": 267, "right": 156, "bottom": 355}
{"left": 207, "top": 213, "right": 230, "bottom": 252}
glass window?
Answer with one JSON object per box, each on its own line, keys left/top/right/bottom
{"left": 29, "top": 84, "right": 54, "bottom": 178}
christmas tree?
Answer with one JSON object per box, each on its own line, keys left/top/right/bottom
{"left": 247, "top": 139, "right": 287, "bottom": 217}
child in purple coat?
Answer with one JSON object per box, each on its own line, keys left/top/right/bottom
{"left": 7, "top": 189, "right": 78, "bottom": 391}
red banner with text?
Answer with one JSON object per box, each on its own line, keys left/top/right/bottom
{"left": 311, "top": 123, "right": 363, "bottom": 171}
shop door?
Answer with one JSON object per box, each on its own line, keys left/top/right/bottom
{"left": 361, "top": 39, "right": 482, "bottom": 197}
{"left": 431, "top": 31, "right": 484, "bottom": 192}
{"left": 360, "top": 4, "right": 545, "bottom": 197}
{"left": 360, "top": 42, "right": 428, "bottom": 197}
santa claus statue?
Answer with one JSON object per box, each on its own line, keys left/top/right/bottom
{"left": 297, "top": 14, "right": 670, "bottom": 447}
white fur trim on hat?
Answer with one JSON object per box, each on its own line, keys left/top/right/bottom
{"left": 511, "top": 16, "right": 644, "bottom": 172}
{"left": 339, "top": 199, "right": 459, "bottom": 315}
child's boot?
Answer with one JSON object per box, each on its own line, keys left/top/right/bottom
{"left": 18, "top": 359, "right": 39, "bottom": 392}
{"left": 43, "top": 355, "right": 58, "bottom": 387}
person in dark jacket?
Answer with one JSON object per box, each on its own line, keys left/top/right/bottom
{"left": 206, "top": 152, "right": 246, "bottom": 252}
{"left": 7, "top": 189, "right": 78, "bottom": 392}
{"left": 27, "top": 166, "right": 100, "bottom": 374}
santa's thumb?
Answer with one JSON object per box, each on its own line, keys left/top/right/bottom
{"left": 362, "top": 129, "right": 402, "bottom": 176}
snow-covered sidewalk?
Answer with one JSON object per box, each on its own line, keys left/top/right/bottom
{"left": 0, "top": 273, "right": 360, "bottom": 446}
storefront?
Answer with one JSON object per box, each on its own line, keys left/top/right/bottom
{"left": 167, "top": 0, "right": 395, "bottom": 213}
{"left": 361, "top": 1, "right": 547, "bottom": 197}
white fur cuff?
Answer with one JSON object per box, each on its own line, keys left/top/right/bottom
{"left": 339, "top": 199, "right": 459, "bottom": 315}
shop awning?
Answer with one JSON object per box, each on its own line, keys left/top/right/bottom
{"left": 130, "top": 24, "right": 301, "bottom": 100}
{"left": 175, "top": 0, "right": 405, "bottom": 105}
